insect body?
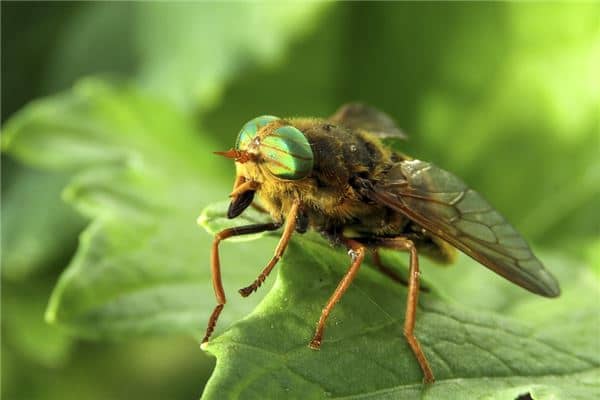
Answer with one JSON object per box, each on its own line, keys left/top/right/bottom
{"left": 203, "top": 103, "right": 560, "bottom": 383}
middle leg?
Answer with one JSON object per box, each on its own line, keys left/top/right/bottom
{"left": 372, "top": 249, "right": 409, "bottom": 286}
{"left": 372, "top": 249, "right": 429, "bottom": 292}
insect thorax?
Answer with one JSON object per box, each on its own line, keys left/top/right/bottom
{"left": 241, "top": 121, "right": 401, "bottom": 228}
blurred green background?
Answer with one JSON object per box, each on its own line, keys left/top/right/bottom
{"left": 2, "top": 2, "right": 598, "bottom": 399}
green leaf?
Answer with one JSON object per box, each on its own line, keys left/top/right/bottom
{"left": 1, "top": 79, "right": 281, "bottom": 339}
{"left": 135, "top": 2, "right": 329, "bottom": 110}
{"left": 388, "top": 247, "right": 591, "bottom": 315}
{"left": 2, "top": 278, "right": 73, "bottom": 367}
{"left": 200, "top": 204, "right": 599, "bottom": 399}
{"left": 198, "top": 200, "right": 274, "bottom": 242}
{"left": 44, "top": 2, "right": 329, "bottom": 110}
{"left": 1, "top": 160, "right": 85, "bottom": 281}
{"left": 2, "top": 335, "right": 216, "bottom": 400}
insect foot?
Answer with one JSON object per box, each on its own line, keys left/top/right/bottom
{"left": 308, "top": 337, "right": 322, "bottom": 350}
{"left": 238, "top": 285, "right": 257, "bottom": 297}
{"left": 201, "top": 304, "right": 224, "bottom": 346}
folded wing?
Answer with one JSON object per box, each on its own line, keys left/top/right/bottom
{"left": 329, "top": 103, "right": 407, "bottom": 139}
{"left": 369, "top": 160, "right": 560, "bottom": 297}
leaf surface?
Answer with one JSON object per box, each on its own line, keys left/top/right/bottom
{"left": 1, "top": 162, "right": 85, "bottom": 281}
{"left": 1, "top": 80, "right": 279, "bottom": 338}
{"left": 200, "top": 205, "right": 600, "bottom": 399}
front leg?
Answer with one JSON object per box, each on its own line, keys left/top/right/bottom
{"left": 238, "top": 200, "right": 300, "bottom": 297}
{"left": 202, "top": 222, "right": 281, "bottom": 344}
{"left": 227, "top": 175, "right": 257, "bottom": 219}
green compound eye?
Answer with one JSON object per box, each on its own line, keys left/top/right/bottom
{"left": 262, "top": 125, "right": 314, "bottom": 180}
{"left": 235, "top": 115, "right": 280, "bottom": 150}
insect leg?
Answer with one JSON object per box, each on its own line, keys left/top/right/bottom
{"left": 380, "top": 237, "right": 434, "bottom": 384}
{"left": 309, "top": 239, "right": 366, "bottom": 349}
{"left": 250, "top": 202, "right": 269, "bottom": 214}
{"left": 371, "top": 249, "right": 409, "bottom": 286}
{"left": 229, "top": 179, "right": 259, "bottom": 198}
{"left": 227, "top": 177, "right": 260, "bottom": 219}
{"left": 231, "top": 173, "right": 245, "bottom": 192}
{"left": 202, "top": 222, "right": 281, "bottom": 344}
{"left": 234, "top": 175, "right": 267, "bottom": 215}
{"left": 372, "top": 249, "right": 429, "bottom": 292}
{"left": 238, "top": 201, "right": 300, "bottom": 297}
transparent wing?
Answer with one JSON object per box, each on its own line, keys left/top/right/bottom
{"left": 328, "top": 103, "right": 407, "bottom": 139}
{"left": 370, "top": 160, "right": 560, "bottom": 297}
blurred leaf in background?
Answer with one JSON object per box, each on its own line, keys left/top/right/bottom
{"left": 2, "top": 1, "right": 599, "bottom": 400}
{"left": 1, "top": 159, "right": 85, "bottom": 281}
{"left": 42, "top": 2, "right": 327, "bottom": 111}
{"left": 2, "top": 78, "right": 280, "bottom": 338}
{"left": 2, "top": 2, "right": 329, "bottom": 399}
